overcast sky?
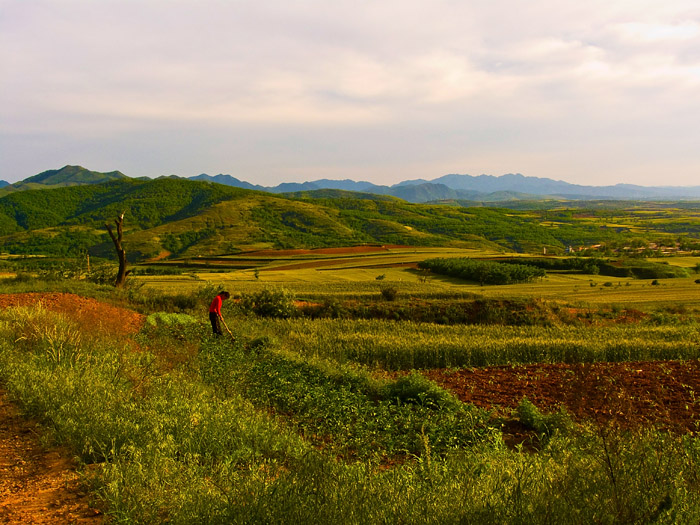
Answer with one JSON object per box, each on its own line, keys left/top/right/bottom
{"left": 2, "top": 1, "right": 700, "bottom": 186}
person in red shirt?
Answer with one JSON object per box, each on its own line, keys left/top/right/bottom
{"left": 209, "top": 291, "right": 230, "bottom": 335}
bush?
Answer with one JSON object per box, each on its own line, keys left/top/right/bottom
{"left": 240, "top": 288, "right": 297, "bottom": 318}
{"left": 380, "top": 286, "right": 398, "bottom": 301}
{"left": 381, "top": 373, "right": 461, "bottom": 410}
{"left": 517, "top": 397, "right": 572, "bottom": 441}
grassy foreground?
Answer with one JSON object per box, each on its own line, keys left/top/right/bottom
{"left": 0, "top": 283, "right": 699, "bottom": 523}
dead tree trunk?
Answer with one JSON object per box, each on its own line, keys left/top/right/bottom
{"left": 105, "top": 212, "right": 130, "bottom": 288}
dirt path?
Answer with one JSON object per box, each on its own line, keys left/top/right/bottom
{"left": 0, "top": 390, "right": 102, "bottom": 524}
{"left": 0, "top": 292, "right": 144, "bottom": 524}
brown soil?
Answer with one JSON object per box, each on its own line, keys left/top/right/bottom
{"left": 146, "top": 250, "right": 171, "bottom": 262}
{"left": 0, "top": 293, "right": 145, "bottom": 337}
{"left": 0, "top": 293, "right": 145, "bottom": 524}
{"left": 0, "top": 391, "right": 103, "bottom": 524}
{"left": 244, "top": 245, "right": 406, "bottom": 257}
{"left": 425, "top": 360, "right": 700, "bottom": 434}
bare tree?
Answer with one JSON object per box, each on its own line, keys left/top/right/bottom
{"left": 105, "top": 212, "right": 130, "bottom": 288}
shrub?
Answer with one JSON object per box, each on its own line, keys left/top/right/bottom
{"left": 240, "top": 288, "right": 297, "bottom": 318}
{"left": 381, "top": 373, "right": 461, "bottom": 410}
{"left": 380, "top": 287, "right": 398, "bottom": 301}
{"left": 517, "top": 397, "right": 572, "bottom": 442}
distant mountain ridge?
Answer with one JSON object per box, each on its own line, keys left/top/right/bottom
{"left": 4, "top": 165, "right": 700, "bottom": 202}
{"left": 191, "top": 172, "right": 700, "bottom": 202}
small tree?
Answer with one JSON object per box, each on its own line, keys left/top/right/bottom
{"left": 105, "top": 212, "right": 130, "bottom": 288}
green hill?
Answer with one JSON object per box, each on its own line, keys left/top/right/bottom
{"left": 3, "top": 165, "right": 128, "bottom": 193}
{"left": 2, "top": 176, "right": 696, "bottom": 261}
{"left": 0, "top": 177, "right": 566, "bottom": 260}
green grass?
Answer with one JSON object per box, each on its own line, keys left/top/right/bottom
{"left": 246, "top": 317, "right": 700, "bottom": 370}
{"left": 1, "top": 300, "right": 699, "bottom": 523}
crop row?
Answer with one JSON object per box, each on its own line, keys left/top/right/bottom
{"left": 258, "top": 318, "right": 700, "bottom": 370}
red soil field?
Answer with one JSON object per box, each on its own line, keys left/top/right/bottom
{"left": 425, "top": 360, "right": 700, "bottom": 434}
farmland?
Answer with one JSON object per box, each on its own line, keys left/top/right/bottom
{"left": 2, "top": 188, "right": 700, "bottom": 523}
{"left": 1, "top": 236, "right": 700, "bottom": 522}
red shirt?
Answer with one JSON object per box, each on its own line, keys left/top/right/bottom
{"left": 209, "top": 295, "right": 223, "bottom": 315}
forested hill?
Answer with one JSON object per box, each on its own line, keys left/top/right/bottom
{"left": 1, "top": 176, "right": 698, "bottom": 261}
{"left": 2, "top": 165, "right": 128, "bottom": 192}
{"left": 0, "top": 177, "right": 252, "bottom": 232}
{"left": 0, "top": 176, "right": 576, "bottom": 259}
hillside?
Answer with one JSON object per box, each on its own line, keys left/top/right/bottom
{"left": 0, "top": 177, "right": 573, "bottom": 260}
{"left": 2, "top": 165, "right": 127, "bottom": 193}
{"left": 2, "top": 175, "right": 699, "bottom": 261}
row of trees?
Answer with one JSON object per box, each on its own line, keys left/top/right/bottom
{"left": 419, "top": 257, "right": 546, "bottom": 285}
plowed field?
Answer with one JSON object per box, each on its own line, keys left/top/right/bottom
{"left": 426, "top": 360, "right": 700, "bottom": 433}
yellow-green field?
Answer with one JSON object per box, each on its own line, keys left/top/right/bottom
{"left": 135, "top": 247, "right": 700, "bottom": 309}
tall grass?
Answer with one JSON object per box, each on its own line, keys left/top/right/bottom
{"left": 251, "top": 318, "right": 700, "bottom": 370}
{"left": 1, "top": 304, "right": 699, "bottom": 522}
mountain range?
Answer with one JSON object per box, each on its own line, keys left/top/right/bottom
{"left": 189, "top": 171, "right": 700, "bottom": 202}
{"left": 3, "top": 165, "right": 700, "bottom": 203}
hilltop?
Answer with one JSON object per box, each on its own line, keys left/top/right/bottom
{"left": 1, "top": 165, "right": 127, "bottom": 193}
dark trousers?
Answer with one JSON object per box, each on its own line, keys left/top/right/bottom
{"left": 209, "top": 312, "right": 222, "bottom": 335}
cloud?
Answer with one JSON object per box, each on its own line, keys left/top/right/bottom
{"left": 2, "top": 0, "right": 700, "bottom": 185}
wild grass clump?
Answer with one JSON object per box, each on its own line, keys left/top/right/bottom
{"left": 381, "top": 372, "right": 461, "bottom": 410}
{"left": 516, "top": 397, "right": 573, "bottom": 445}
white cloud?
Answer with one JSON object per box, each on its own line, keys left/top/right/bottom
{"left": 2, "top": 0, "right": 700, "bottom": 185}
{"left": 615, "top": 21, "right": 700, "bottom": 42}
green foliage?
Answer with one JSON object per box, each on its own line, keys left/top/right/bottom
{"left": 161, "top": 227, "right": 216, "bottom": 256}
{"left": 240, "top": 288, "right": 297, "bottom": 318}
{"left": 1, "top": 297, "right": 700, "bottom": 523}
{"left": 278, "top": 319, "right": 700, "bottom": 370}
{"left": 419, "top": 257, "right": 546, "bottom": 285}
{"left": 244, "top": 351, "right": 493, "bottom": 458}
{"left": 381, "top": 372, "right": 461, "bottom": 410}
{"left": 145, "top": 312, "right": 199, "bottom": 326}
{"left": 516, "top": 397, "right": 573, "bottom": 442}
{"left": 380, "top": 286, "right": 398, "bottom": 301}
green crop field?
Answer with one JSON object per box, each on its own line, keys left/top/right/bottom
{"left": 131, "top": 245, "right": 700, "bottom": 310}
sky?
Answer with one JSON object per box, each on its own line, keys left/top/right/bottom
{"left": 2, "top": 1, "right": 700, "bottom": 187}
